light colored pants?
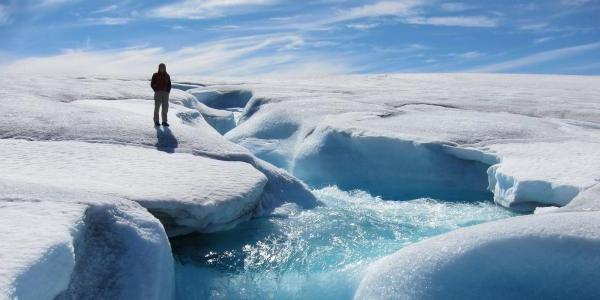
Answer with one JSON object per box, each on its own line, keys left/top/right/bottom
{"left": 154, "top": 91, "right": 169, "bottom": 123}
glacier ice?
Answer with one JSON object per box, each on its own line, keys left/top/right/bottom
{"left": 201, "top": 73, "right": 600, "bottom": 298}
{"left": 1, "top": 72, "right": 599, "bottom": 299}
{"left": 0, "top": 75, "right": 316, "bottom": 298}
{"left": 0, "top": 139, "right": 268, "bottom": 236}
{"left": 485, "top": 141, "right": 600, "bottom": 211}
{"left": 0, "top": 200, "right": 83, "bottom": 300}
{"left": 291, "top": 124, "right": 492, "bottom": 201}
{"left": 0, "top": 181, "right": 174, "bottom": 300}
{"left": 0, "top": 76, "right": 317, "bottom": 226}
{"left": 355, "top": 211, "right": 600, "bottom": 300}
{"left": 186, "top": 86, "right": 253, "bottom": 110}
{"left": 221, "top": 74, "right": 600, "bottom": 210}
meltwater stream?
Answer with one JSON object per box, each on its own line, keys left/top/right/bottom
{"left": 172, "top": 186, "right": 516, "bottom": 299}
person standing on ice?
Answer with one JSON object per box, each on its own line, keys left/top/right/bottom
{"left": 151, "top": 63, "right": 172, "bottom": 127}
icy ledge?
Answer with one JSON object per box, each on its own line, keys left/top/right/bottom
{"left": 0, "top": 139, "right": 268, "bottom": 236}
{"left": 0, "top": 181, "right": 174, "bottom": 300}
{"left": 218, "top": 75, "right": 600, "bottom": 211}
{"left": 482, "top": 141, "right": 600, "bottom": 211}
{"left": 229, "top": 113, "right": 599, "bottom": 210}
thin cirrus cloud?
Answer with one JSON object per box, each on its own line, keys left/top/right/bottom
{"left": 0, "top": 4, "right": 11, "bottom": 25}
{"left": 82, "top": 17, "right": 132, "bottom": 26}
{"left": 559, "top": 0, "right": 592, "bottom": 5}
{"left": 148, "top": 0, "right": 276, "bottom": 19}
{"left": 339, "top": 0, "right": 423, "bottom": 20}
{"left": 257, "top": 0, "right": 497, "bottom": 31}
{"left": 534, "top": 37, "right": 555, "bottom": 44}
{"left": 323, "top": 1, "right": 497, "bottom": 29}
{"left": 318, "top": 0, "right": 427, "bottom": 26}
{"left": 440, "top": 2, "right": 476, "bottom": 12}
{"left": 31, "top": 0, "right": 77, "bottom": 9}
{"left": 456, "top": 51, "right": 484, "bottom": 59}
{"left": 518, "top": 23, "right": 549, "bottom": 31}
{"left": 404, "top": 16, "right": 499, "bottom": 27}
{"left": 1, "top": 0, "right": 598, "bottom": 76}
{"left": 346, "top": 22, "right": 381, "bottom": 30}
{"left": 469, "top": 42, "right": 600, "bottom": 73}
{"left": 2, "top": 34, "right": 354, "bottom": 77}
{"left": 92, "top": 4, "right": 119, "bottom": 14}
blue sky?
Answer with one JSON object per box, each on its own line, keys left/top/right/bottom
{"left": 0, "top": 0, "right": 599, "bottom": 76}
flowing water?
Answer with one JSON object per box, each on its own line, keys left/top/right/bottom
{"left": 172, "top": 186, "right": 516, "bottom": 299}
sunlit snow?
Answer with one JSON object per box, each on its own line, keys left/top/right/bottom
{"left": 0, "top": 73, "right": 599, "bottom": 299}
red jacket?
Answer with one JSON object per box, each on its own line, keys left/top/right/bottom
{"left": 151, "top": 72, "right": 171, "bottom": 92}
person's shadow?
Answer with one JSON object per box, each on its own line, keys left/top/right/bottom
{"left": 155, "top": 126, "right": 179, "bottom": 153}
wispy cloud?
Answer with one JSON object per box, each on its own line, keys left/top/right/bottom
{"left": 1, "top": 0, "right": 598, "bottom": 76}
{"left": 346, "top": 22, "right": 380, "bottom": 30}
{"left": 0, "top": 5, "right": 10, "bottom": 25}
{"left": 332, "top": 1, "right": 497, "bottom": 29}
{"left": 208, "top": 24, "right": 242, "bottom": 31}
{"left": 148, "top": 0, "right": 276, "bottom": 19}
{"left": 404, "top": 15, "right": 499, "bottom": 27}
{"left": 373, "top": 43, "right": 430, "bottom": 54}
{"left": 1, "top": 34, "right": 354, "bottom": 77}
{"left": 279, "top": 36, "right": 304, "bottom": 50}
{"left": 534, "top": 36, "right": 555, "bottom": 44}
{"left": 32, "top": 0, "right": 77, "bottom": 9}
{"left": 518, "top": 23, "right": 549, "bottom": 31}
{"left": 559, "top": 0, "right": 592, "bottom": 6}
{"left": 256, "top": 1, "right": 496, "bottom": 31}
{"left": 92, "top": 4, "right": 119, "bottom": 14}
{"left": 337, "top": 0, "right": 424, "bottom": 21}
{"left": 440, "top": 2, "right": 475, "bottom": 12}
{"left": 264, "top": 0, "right": 426, "bottom": 31}
{"left": 469, "top": 42, "right": 600, "bottom": 72}
{"left": 81, "top": 17, "right": 132, "bottom": 26}
{"left": 455, "top": 51, "right": 484, "bottom": 59}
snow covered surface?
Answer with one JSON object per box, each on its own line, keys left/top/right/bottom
{"left": 486, "top": 141, "right": 600, "bottom": 211}
{"left": 0, "top": 75, "right": 315, "bottom": 298}
{"left": 0, "top": 75, "right": 316, "bottom": 225}
{"left": 0, "top": 139, "right": 268, "bottom": 235}
{"left": 0, "top": 198, "right": 83, "bottom": 300}
{"left": 355, "top": 211, "right": 600, "bottom": 299}
{"left": 1, "top": 73, "right": 599, "bottom": 299}
{"left": 0, "top": 181, "right": 173, "bottom": 300}
{"left": 219, "top": 73, "right": 600, "bottom": 209}
{"left": 559, "top": 183, "right": 600, "bottom": 213}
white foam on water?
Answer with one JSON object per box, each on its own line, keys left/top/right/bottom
{"left": 173, "top": 186, "right": 516, "bottom": 299}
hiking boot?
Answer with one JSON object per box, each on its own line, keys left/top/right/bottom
{"left": 154, "top": 122, "right": 160, "bottom": 127}
{"left": 161, "top": 122, "right": 170, "bottom": 127}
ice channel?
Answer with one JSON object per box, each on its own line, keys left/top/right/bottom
{"left": 172, "top": 86, "right": 520, "bottom": 299}
{"left": 172, "top": 187, "right": 515, "bottom": 299}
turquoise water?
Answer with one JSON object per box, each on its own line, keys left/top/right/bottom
{"left": 172, "top": 186, "right": 516, "bottom": 299}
